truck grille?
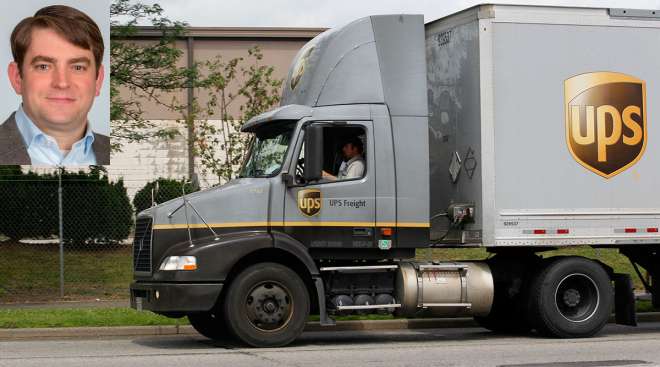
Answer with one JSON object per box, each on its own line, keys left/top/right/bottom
{"left": 133, "top": 217, "right": 153, "bottom": 273}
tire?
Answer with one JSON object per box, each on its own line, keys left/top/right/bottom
{"left": 224, "top": 262, "right": 310, "bottom": 347}
{"left": 188, "top": 309, "right": 229, "bottom": 341}
{"left": 528, "top": 257, "right": 613, "bottom": 338}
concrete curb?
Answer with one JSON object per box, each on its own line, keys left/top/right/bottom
{"left": 1, "top": 313, "right": 659, "bottom": 340}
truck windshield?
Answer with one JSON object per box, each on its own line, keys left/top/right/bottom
{"left": 239, "top": 122, "right": 295, "bottom": 178}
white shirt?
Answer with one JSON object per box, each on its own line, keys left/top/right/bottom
{"left": 337, "top": 155, "right": 365, "bottom": 180}
{"left": 14, "top": 105, "right": 97, "bottom": 166}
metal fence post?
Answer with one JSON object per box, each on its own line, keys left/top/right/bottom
{"left": 58, "top": 167, "right": 64, "bottom": 298}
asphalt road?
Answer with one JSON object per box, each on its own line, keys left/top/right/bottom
{"left": 2, "top": 323, "right": 660, "bottom": 367}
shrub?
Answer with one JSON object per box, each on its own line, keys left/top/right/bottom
{"left": 0, "top": 167, "right": 133, "bottom": 247}
{"left": 133, "top": 178, "right": 198, "bottom": 214}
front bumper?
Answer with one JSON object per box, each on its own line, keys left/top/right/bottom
{"left": 130, "top": 282, "right": 223, "bottom": 313}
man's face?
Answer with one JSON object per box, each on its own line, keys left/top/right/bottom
{"left": 8, "top": 28, "right": 103, "bottom": 133}
{"left": 342, "top": 143, "right": 358, "bottom": 160}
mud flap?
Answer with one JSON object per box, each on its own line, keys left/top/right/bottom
{"left": 651, "top": 274, "right": 660, "bottom": 308}
{"left": 613, "top": 273, "right": 636, "bottom": 326}
{"left": 314, "top": 276, "right": 336, "bottom": 326}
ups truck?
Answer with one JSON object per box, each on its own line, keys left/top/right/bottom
{"left": 130, "top": 5, "right": 660, "bottom": 347}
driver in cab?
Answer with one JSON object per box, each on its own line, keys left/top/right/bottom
{"left": 322, "top": 136, "right": 365, "bottom": 181}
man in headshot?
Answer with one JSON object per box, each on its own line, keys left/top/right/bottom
{"left": 0, "top": 5, "right": 109, "bottom": 165}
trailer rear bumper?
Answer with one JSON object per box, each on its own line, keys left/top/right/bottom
{"left": 130, "top": 282, "right": 223, "bottom": 313}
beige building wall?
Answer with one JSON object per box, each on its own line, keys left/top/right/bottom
{"left": 111, "top": 27, "right": 324, "bottom": 198}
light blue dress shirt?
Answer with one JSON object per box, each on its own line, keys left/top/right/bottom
{"left": 14, "top": 105, "right": 97, "bottom": 166}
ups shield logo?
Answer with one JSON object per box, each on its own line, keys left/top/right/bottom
{"left": 290, "top": 44, "right": 314, "bottom": 91}
{"left": 565, "top": 72, "right": 647, "bottom": 178}
{"left": 298, "top": 189, "right": 321, "bottom": 216}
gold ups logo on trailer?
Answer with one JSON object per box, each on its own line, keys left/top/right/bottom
{"left": 298, "top": 189, "right": 321, "bottom": 216}
{"left": 565, "top": 72, "right": 647, "bottom": 179}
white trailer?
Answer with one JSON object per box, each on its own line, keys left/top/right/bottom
{"left": 427, "top": 5, "right": 660, "bottom": 248}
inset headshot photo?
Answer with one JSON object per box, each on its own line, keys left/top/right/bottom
{"left": 0, "top": 0, "right": 110, "bottom": 166}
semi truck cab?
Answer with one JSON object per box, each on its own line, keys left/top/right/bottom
{"left": 131, "top": 7, "right": 660, "bottom": 347}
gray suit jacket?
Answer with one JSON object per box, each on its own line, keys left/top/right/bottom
{"left": 0, "top": 113, "right": 110, "bottom": 165}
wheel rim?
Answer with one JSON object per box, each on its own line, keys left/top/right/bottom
{"left": 244, "top": 281, "right": 294, "bottom": 332}
{"left": 554, "top": 273, "right": 600, "bottom": 323}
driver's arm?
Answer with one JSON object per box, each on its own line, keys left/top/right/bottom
{"left": 322, "top": 170, "right": 337, "bottom": 181}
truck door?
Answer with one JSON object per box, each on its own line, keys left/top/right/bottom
{"left": 282, "top": 121, "right": 376, "bottom": 251}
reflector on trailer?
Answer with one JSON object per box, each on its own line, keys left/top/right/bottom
{"left": 625, "top": 228, "right": 637, "bottom": 233}
{"left": 557, "top": 229, "right": 569, "bottom": 234}
{"left": 533, "top": 229, "right": 546, "bottom": 235}
{"left": 648, "top": 228, "right": 659, "bottom": 233}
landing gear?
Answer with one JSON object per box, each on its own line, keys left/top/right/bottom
{"left": 224, "top": 263, "right": 310, "bottom": 347}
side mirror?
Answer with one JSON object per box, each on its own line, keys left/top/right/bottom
{"left": 303, "top": 124, "right": 323, "bottom": 182}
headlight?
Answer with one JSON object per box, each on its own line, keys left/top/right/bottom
{"left": 159, "top": 256, "right": 197, "bottom": 271}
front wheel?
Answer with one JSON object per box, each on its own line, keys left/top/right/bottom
{"left": 528, "top": 257, "right": 613, "bottom": 338}
{"left": 224, "top": 262, "right": 310, "bottom": 347}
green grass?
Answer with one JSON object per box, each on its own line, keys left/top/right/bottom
{"left": 0, "top": 243, "right": 132, "bottom": 303}
{"left": 0, "top": 308, "right": 394, "bottom": 329}
{"left": 0, "top": 242, "right": 652, "bottom": 306}
{"left": 0, "top": 307, "right": 186, "bottom": 329}
{"left": 542, "top": 247, "right": 639, "bottom": 283}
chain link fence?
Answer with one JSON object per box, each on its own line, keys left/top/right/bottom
{"left": 0, "top": 166, "right": 135, "bottom": 304}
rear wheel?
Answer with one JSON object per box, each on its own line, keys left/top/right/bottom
{"left": 224, "top": 262, "right": 310, "bottom": 347}
{"left": 528, "top": 257, "right": 612, "bottom": 338}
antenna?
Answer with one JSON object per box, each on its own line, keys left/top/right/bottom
{"left": 151, "top": 180, "right": 159, "bottom": 207}
{"left": 181, "top": 180, "right": 193, "bottom": 246}
{"left": 168, "top": 177, "right": 220, "bottom": 242}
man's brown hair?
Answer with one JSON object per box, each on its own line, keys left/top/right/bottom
{"left": 10, "top": 5, "right": 104, "bottom": 75}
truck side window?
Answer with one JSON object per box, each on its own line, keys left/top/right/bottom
{"left": 296, "top": 125, "right": 367, "bottom": 184}
{"left": 323, "top": 126, "right": 367, "bottom": 182}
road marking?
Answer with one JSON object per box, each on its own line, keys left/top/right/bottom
{"left": 498, "top": 360, "right": 651, "bottom": 367}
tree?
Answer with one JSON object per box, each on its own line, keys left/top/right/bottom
{"left": 111, "top": 1, "right": 283, "bottom": 184}
{"left": 193, "top": 46, "right": 282, "bottom": 183}
{"left": 110, "top": 0, "right": 194, "bottom": 151}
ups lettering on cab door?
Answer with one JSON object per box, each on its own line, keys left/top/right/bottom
{"left": 565, "top": 72, "right": 647, "bottom": 178}
{"left": 298, "top": 189, "right": 321, "bottom": 216}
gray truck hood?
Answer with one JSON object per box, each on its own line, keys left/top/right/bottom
{"left": 140, "top": 178, "right": 272, "bottom": 230}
